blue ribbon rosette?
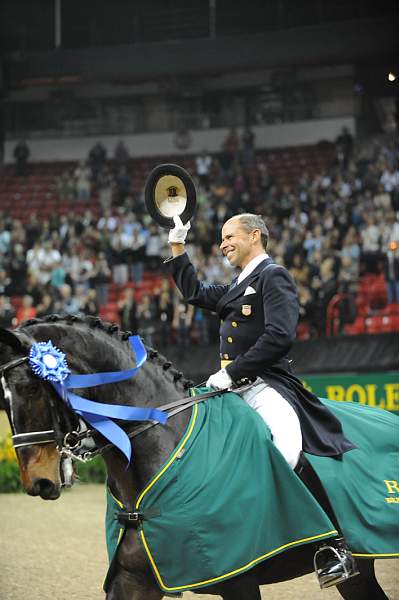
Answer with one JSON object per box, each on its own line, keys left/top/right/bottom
{"left": 29, "top": 341, "right": 70, "bottom": 383}
{"left": 28, "top": 336, "right": 167, "bottom": 463}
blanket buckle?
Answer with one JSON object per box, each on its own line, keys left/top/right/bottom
{"left": 117, "top": 510, "right": 143, "bottom": 528}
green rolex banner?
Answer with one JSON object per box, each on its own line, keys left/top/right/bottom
{"left": 105, "top": 389, "right": 399, "bottom": 594}
{"left": 300, "top": 371, "right": 399, "bottom": 413}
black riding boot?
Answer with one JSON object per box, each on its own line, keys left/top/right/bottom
{"left": 294, "top": 452, "right": 359, "bottom": 589}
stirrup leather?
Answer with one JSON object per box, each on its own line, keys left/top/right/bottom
{"left": 314, "top": 543, "right": 359, "bottom": 589}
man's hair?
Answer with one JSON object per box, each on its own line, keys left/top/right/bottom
{"left": 236, "top": 213, "right": 269, "bottom": 250}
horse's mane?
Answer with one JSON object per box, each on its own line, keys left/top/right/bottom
{"left": 19, "top": 314, "right": 194, "bottom": 390}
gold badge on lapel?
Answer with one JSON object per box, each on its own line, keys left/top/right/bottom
{"left": 242, "top": 304, "right": 252, "bottom": 316}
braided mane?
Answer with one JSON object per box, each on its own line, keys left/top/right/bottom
{"left": 20, "top": 314, "right": 193, "bottom": 390}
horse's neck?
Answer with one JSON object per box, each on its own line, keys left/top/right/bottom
{"left": 83, "top": 340, "right": 192, "bottom": 509}
{"left": 26, "top": 321, "right": 193, "bottom": 508}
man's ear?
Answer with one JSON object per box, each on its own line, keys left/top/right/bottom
{"left": 0, "top": 328, "right": 32, "bottom": 353}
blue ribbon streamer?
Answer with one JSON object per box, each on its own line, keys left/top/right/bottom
{"left": 50, "top": 336, "right": 167, "bottom": 463}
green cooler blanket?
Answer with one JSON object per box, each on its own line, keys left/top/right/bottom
{"left": 105, "top": 390, "right": 399, "bottom": 594}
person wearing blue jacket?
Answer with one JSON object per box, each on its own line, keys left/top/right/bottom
{"left": 166, "top": 212, "right": 358, "bottom": 589}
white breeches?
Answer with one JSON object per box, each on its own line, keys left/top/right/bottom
{"left": 240, "top": 380, "right": 303, "bottom": 469}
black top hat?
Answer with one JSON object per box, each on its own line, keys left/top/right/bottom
{"left": 144, "top": 163, "right": 197, "bottom": 229}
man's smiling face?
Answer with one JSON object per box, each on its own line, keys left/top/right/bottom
{"left": 220, "top": 217, "right": 260, "bottom": 270}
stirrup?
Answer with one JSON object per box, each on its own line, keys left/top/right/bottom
{"left": 314, "top": 543, "right": 360, "bottom": 589}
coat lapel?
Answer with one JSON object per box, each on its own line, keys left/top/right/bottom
{"left": 215, "top": 258, "right": 273, "bottom": 316}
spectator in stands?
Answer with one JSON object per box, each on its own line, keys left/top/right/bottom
{"left": 0, "top": 221, "right": 11, "bottom": 255}
{"left": 58, "top": 170, "right": 76, "bottom": 203}
{"left": 88, "top": 141, "right": 107, "bottom": 181}
{"left": 193, "top": 306, "right": 210, "bottom": 345}
{"left": 8, "top": 243, "right": 27, "bottom": 296}
{"left": 113, "top": 140, "right": 130, "bottom": 166}
{"left": 36, "top": 293, "right": 55, "bottom": 318}
{"left": 195, "top": 150, "right": 212, "bottom": 190}
{"left": 81, "top": 288, "right": 99, "bottom": 317}
{"left": 97, "top": 208, "right": 119, "bottom": 233}
{"left": 115, "top": 165, "right": 131, "bottom": 205}
{"left": 256, "top": 158, "right": 273, "bottom": 194}
{"left": 241, "top": 126, "right": 256, "bottom": 165}
{"left": 290, "top": 254, "right": 310, "bottom": 286}
{"left": 97, "top": 166, "right": 114, "bottom": 210}
{"left": 91, "top": 252, "right": 111, "bottom": 306}
{"left": 129, "top": 227, "right": 147, "bottom": 284}
{"left": 0, "top": 270, "right": 12, "bottom": 297}
{"left": 154, "top": 290, "right": 175, "bottom": 347}
{"left": 172, "top": 298, "right": 194, "bottom": 348}
{"left": 380, "top": 163, "right": 399, "bottom": 193}
{"left": 50, "top": 259, "right": 67, "bottom": 290}
{"left": 360, "top": 213, "right": 381, "bottom": 273}
{"left": 0, "top": 295, "right": 15, "bottom": 328}
{"left": 74, "top": 161, "right": 92, "bottom": 201}
{"left": 25, "top": 213, "right": 42, "bottom": 249}
{"left": 27, "top": 240, "right": 61, "bottom": 285}
{"left": 110, "top": 238, "right": 129, "bottom": 286}
{"left": 145, "top": 224, "right": 166, "bottom": 271}
{"left": 136, "top": 293, "right": 156, "bottom": 347}
{"left": 335, "top": 126, "right": 353, "bottom": 171}
{"left": 383, "top": 241, "right": 399, "bottom": 304}
{"left": 312, "top": 257, "right": 338, "bottom": 336}
{"left": 373, "top": 183, "right": 392, "bottom": 211}
{"left": 56, "top": 284, "right": 80, "bottom": 316}
{"left": 13, "top": 140, "right": 30, "bottom": 176}
{"left": 25, "top": 274, "right": 43, "bottom": 306}
{"left": 16, "top": 295, "right": 36, "bottom": 325}
{"left": 118, "top": 288, "right": 138, "bottom": 332}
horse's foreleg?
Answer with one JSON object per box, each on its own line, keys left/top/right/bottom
{"left": 336, "top": 560, "right": 388, "bottom": 600}
{"left": 106, "top": 564, "right": 164, "bottom": 600}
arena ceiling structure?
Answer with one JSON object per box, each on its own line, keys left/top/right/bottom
{"left": 1, "top": 0, "right": 398, "bottom": 86}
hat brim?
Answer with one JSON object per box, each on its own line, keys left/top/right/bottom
{"left": 144, "top": 163, "right": 197, "bottom": 229}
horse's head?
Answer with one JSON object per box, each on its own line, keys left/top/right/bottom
{"left": 0, "top": 328, "right": 76, "bottom": 500}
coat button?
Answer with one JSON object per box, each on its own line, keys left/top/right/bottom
{"left": 232, "top": 321, "right": 238, "bottom": 327}
{"left": 227, "top": 337, "right": 233, "bottom": 343}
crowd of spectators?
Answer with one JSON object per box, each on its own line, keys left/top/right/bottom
{"left": 1, "top": 130, "right": 399, "bottom": 347}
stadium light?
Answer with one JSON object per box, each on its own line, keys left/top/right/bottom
{"left": 388, "top": 72, "right": 397, "bottom": 82}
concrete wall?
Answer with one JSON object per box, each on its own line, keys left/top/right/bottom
{"left": 4, "top": 116, "right": 354, "bottom": 163}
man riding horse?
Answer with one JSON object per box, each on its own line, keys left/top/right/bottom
{"left": 166, "top": 212, "right": 358, "bottom": 589}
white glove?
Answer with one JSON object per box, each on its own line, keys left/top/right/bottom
{"left": 206, "top": 368, "right": 233, "bottom": 391}
{"left": 168, "top": 215, "right": 191, "bottom": 244}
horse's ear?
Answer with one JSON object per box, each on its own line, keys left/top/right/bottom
{"left": 0, "top": 328, "right": 32, "bottom": 353}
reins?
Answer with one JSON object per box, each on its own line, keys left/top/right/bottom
{"left": 0, "top": 347, "right": 253, "bottom": 462}
{"left": 84, "top": 387, "right": 235, "bottom": 459}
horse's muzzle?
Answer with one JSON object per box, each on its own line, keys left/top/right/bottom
{"left": 29, "top": 477, "right": 61, "bottom": 500}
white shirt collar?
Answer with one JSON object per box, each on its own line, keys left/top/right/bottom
{"left": 237, "top": 253, "right": 269, "bottom": 284}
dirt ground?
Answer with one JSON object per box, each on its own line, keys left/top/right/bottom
{"left": 0, "top": 484, "right": 398, "bottom": 600}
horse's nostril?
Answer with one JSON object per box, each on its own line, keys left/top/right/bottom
{"left": 35, "top": 478, "right": 60, "bottom": 500}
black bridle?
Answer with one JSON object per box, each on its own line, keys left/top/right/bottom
{"left": 0, "top": 355, "right": 70, "bottom": 451}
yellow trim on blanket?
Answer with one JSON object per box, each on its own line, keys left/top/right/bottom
{"left": 108, "top": 488, "right": 125, "bottom": 546}
{"left": 135, "top": 402, "right": 199, "bottom": 509}
{"left": 140, "top": 529, "right": 338, "bottom": 592}
{"left": 353, "top": 553, "right": 399, "bottom": 558}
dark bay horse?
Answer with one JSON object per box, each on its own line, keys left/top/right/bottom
{"left": 0, "top": 315, "right": 391, "bottom": 600}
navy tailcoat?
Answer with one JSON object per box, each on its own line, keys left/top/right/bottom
{"left": 168, "top": 252, "right": 355, "bottom": 457}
